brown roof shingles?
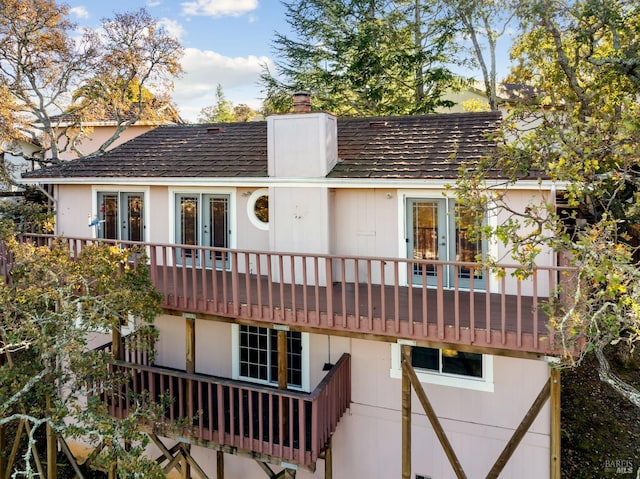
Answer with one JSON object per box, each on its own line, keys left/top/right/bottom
{"left": 24, "top": 111, "right": 503, "bottom": 181}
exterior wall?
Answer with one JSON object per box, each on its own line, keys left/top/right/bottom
{"left": 56, "top": 185, "right": 94, "bottom": 237}
{"left": 152, "top": 315, "right": 551, "bottom": 479}
{"left": 57, "top": 125, "right": 155, "bottom": 161}
{"left": 270, "top": 186, "right": 331, "bottom": 255}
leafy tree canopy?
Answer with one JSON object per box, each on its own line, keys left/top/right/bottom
{"left": 0, "top": 225, "right": 165, "bottom": 476}
{"left": 0, "top": 0, "right": 183, "bottom": 166}
{"left": 457, "top": 0, "right": 640, "bottom": 406}
{"left": 261, "top": 0, "right": 459, "bottom": 116}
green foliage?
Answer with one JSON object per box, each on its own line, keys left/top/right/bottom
{"left": 0, "top": 231, "right": 164, "bottom": 476}
{"left": 0, "top": 1, "right": 183, "bottom": 163}
{"left": 456, "top": 0, "right": 640, "bottom": 405}
{"left": 261, "top": 0, "right": 458, "bottom": 116}
{"left": 198, "top": 84, "right": 235, "bottom": 123}
{"left": 0, "top": 196, "right": 55, "bottom": 235}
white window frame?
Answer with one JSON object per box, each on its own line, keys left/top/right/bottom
{"left": 390, "top": 343, "right": 494, "bottom": 392}
{"left": 231, "top": 325, "right": 310, "bottom": 392}
{"left": 91, "top": 186, "right": 150, "bottom": 242}
{"left": 169, "top": 187, "right": 237, "bottom": 248}
{"left": 247, "top": 188, "right": 270, "bottom": 231}
{"left": 396, "top": 190, "right": 498, "bottom": 291}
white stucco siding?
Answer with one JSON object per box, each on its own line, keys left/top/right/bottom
{"left": 150, "top": 318, "right": 550, "bottom": 479}
{"left": 55, "top": 184, "right": 93, "bottom": 237}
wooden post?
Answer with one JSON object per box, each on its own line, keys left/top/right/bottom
{"left": 185, "top": 317, "right": 196, "bottom": 375}
{"left": 550, "top": 368, "right": 561, "bottom": 479}
{"left": 277, "top": 330, "right": 288, "bottom": 390}
{"left": 401, "top": 345, "right": 411, "bottom": 479}
{"left": 0, "top": 425, "right": 6, "bottom": 478}
{"left": 112, "top": 327, "right": 122, "bottom": 361}
{"left": 183, "top": 316, "right": 195, "bottom": 479}
{"left": 324, "top": 437, "right": 333, "bottom": 479}
{"left": 180, "top": 443, "right": 191, "bottom": 479}
{"left": 216, "top": 450, "right": 224, "bottom": 479}
{"left": 277, "top": 329, "right": 289, "bottom": 448}
{"left": 46, "top": 395, "right": 57, "bottom": 479}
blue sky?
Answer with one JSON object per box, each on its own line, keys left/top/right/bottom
{"left": 66, "top": 1, "right": 514, "bottom": 122}
{"left": 67, "top": 0, "right": 291, "bottom": 121}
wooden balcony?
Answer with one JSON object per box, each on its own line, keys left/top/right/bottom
{"left": 6, "top": 234, "right": 575, "bottom": 356}
{"left": 95, "top": 338, "right": 351, "bottom": 468}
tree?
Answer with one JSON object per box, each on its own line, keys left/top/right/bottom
{"left": 233, "top": 103, "right": 257, "bottom": 122}
{"left": 198, "top": 84, "right": 236, "bottom": 123}
{"left": 456, "top": 0, "right": 640, "bottom": 406}
{"left": 261, "top": 0, "right": 458, "bottom": 116}
{"left": 0, "top": 1, "right": 183, "bottom": 166}
{"left": 439, "top": 0, "right": 516, "bottom": 111}
{"left": 0, "top": 226, "right": 165, "bottom": 476}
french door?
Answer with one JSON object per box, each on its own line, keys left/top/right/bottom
{"left": 97, "top": 192, "right": 145, "bottom": 242}
{"left": 406, "top": 198, "right": 485, "bottom": 288}
{"left": 175, "top": 193, "right": 230, "bottom": 268}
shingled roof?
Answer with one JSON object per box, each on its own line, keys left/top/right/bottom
{"left": 24, "top": 111, "right": 503, "bottom": 181}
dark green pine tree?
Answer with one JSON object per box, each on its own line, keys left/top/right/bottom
{"left": 261, "top": 0, "right": 458, "bottom": 116}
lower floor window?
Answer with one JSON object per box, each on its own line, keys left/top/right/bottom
{"left": 390, "top": 344, "right": 493, "bottom": 392}
{"left": 236, "top": 325, "right": 306, "bottom": 390}
{"left": 412, "top": 347, "right": 483, "bottom": 378}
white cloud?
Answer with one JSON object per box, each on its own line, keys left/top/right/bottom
{"left": 70, "top": 6, "right": 89, "bottom": 19}
{"left": 158, "top": 17, "right": 185, "bottom": 41}
{"left": 147, "top": 0, "right": 162, "bottom": 6}
{"left": 181, "top": 0, "right": 258, "bottom": 18}
{"left": 173, "top": 47, "right": 273, "bottom": 121}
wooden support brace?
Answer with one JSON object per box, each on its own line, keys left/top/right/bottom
{"left": 401, "top": 346, "right": 412, "bottom": 479}
{"left": 217, "top": 450, "right": 224, "bottom": 479}
{"left": 257, "top": 460, "right": 277, "bottom": 478}
{"left": 324, "top": 437, "right": 332, "bottom": 479}
{"left": 46, "top": 395, "right": 57, "bottom": 479}
{"left": 0, "top": 425, "right": 6, "bottom": 479}
{"left": 5, "top": 419, "right": 24, "bottom": 479}
{"left": 181, "top": 443, "right": 211, "bottom": 479}
{"left": 149, "top": 432, "right": 182, "bottom": 475}
{"left": 485, "top": 377, "right": 551, "bottom": 479}
{"left": 57, "top": 436, "right": 86, "bottom": 479}
{"left": 180, "top": 443, "right": 191, "bottom": 479}
{"left": 401, "top": 346, "right": 467, "bottom": 479}
{"left": 550, "top": 368, "right": 561, "bottom": 479}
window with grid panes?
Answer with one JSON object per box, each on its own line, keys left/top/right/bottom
{"left": 238, "top": 326, "right": 303, "bottom": 388}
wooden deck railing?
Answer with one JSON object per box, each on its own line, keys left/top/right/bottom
{"left": 98, "top": 353, "right": 351, "bottom": 467}
{"left": 4, "top": 234, "right": 575, "bottom": 355}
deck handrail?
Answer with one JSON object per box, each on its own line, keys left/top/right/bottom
{"left": 100, "top": 353, "right": 351, "bottom": 467}
{"left": 10, "top": 234, "right": 577, "bottom": 355}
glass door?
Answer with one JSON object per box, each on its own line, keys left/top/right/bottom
{"left": 406, "top": 198, "right": 485, "bottom": 288}
{"left": 175, "top": 193, "right": 230, "bottom": 268}
{"left": 407, "top": 198, "right": 447, "bottom": 286}
{"left": 97, "top": 191, "right": 145, "bottom": 242}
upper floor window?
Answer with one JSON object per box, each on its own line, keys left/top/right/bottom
{"left": 247, "top": 188, "right": 269, "bottom": 231}
{"left": 174, "top": 192, "right": 230, "bottom": 268}
{"left": 390, "top": 344, "right": 493, "bottom": 392}
{"left": 96, "top": 191, "right": 145, "bottom": 242}
{"left": 406, "top": 197, "right": 486, "bottom": 289}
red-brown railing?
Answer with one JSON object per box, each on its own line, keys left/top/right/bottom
{"left": 8, "top": 234, "right": 575, "bottom": 354}
{"left": 99, "top": 353, "right": 351, "bottom": 467}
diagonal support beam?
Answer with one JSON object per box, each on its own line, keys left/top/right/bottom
{"left": 148, "top": 432, "right": 182, "bottom": 475}
{"left": 485, "top": 377, "right": 551, "bottom": 479}
{"left": 401, "top": 346, "right": 467, "bottom": 479}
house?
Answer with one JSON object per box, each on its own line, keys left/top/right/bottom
{"left": 20, "top": 94, "right": 564, "bottom": 479}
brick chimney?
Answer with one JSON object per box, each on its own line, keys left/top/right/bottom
{"left": 292, "top": 91, "right": 311, "bottom": 113}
